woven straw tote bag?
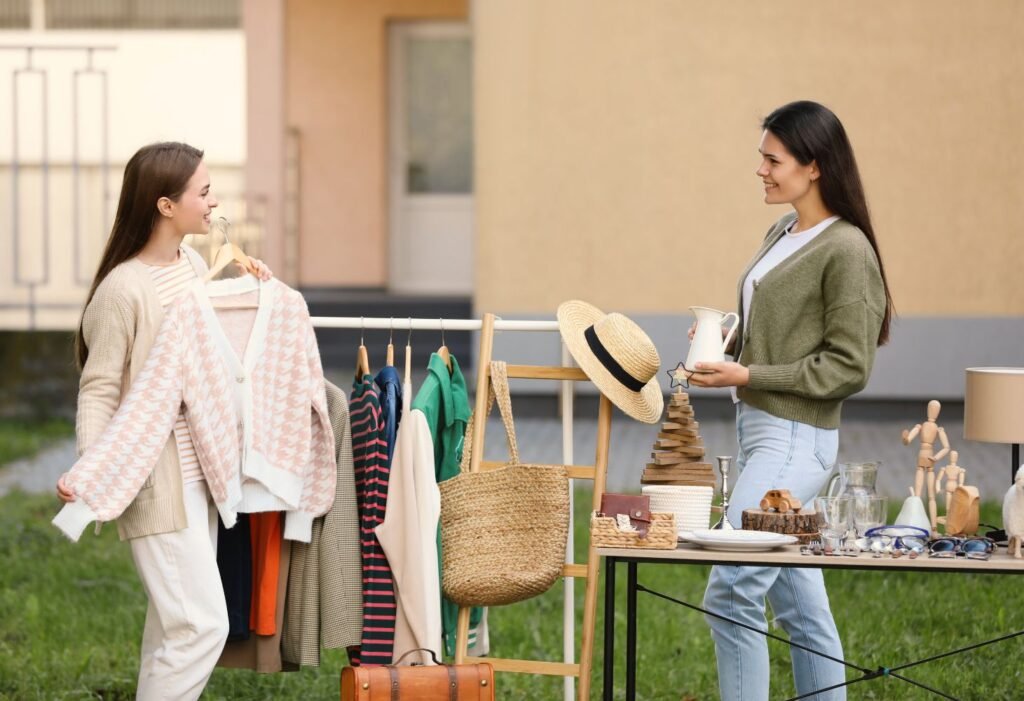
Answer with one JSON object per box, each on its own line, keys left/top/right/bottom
{"left": 440, "top": 361, "right": 570, "bottom": 607}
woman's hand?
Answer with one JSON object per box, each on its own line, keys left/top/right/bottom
{"left": 686, "top": 361, "right": 750, "bottom": 388}
{"left": 248, "top": 257, "right": 274, "bottom": 281}
{"left": 56, "top": 473, "right": 76, "bottom": 503}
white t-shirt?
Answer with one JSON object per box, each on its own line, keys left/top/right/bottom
{"left": 733, "top": 215, "right": 840, "bottom": 404}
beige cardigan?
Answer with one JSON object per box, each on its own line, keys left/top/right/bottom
{"left": 76, "top": 246, "right": 208, "bottom": 540}
{"left": 375, "top": 398, "right": 443, "bottom": 664}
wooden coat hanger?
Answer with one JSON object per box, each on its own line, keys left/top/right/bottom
{"left": 204, "top": 218, "right": 257, "bottom": 282}
{"left": 355, "top": 317, "right": 371, "bottom": 379}
{"left": 386, "top": 318, "right": 395, "bottom": 367}
{"left": 437, "top": 317, "right": 452, "bottom": 373}
{"left": 205, "top": 218, "right": 260, "bottom": 310}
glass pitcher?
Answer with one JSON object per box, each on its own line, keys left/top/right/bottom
{"left": 827, "top": 461, "right": 880, "bottom": 499}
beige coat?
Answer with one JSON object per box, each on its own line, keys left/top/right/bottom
{"left": 76, "top": 247, "right": 207, "bottom": 540}
{"left": 282, "top": 380, "right": 363, "bottom": 666}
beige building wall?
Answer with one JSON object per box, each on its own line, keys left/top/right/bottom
{"left": 473, "top": 0, "right": 1024, "bottom": 317}
{"left": 285, "top": 0, "right": 467, "bottom": 287}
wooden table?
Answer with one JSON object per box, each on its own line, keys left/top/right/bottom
{"left": 597, "top": 543, "right": 1024, "bottom": 700}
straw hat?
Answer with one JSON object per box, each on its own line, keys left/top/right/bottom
{"left": 557, "top": 300, "right": 664, "bottom": 423}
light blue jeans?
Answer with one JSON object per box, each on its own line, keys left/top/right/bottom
{"left": 703, "top": 403, "right": 845, "bottom": 701}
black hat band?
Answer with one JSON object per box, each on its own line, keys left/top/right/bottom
{"left": 584, "top": 325, "right": 646, "bottom": 392}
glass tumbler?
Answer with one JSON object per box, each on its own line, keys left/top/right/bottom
{"left": 814, "top": 496, "right": 852, "bottom": 550}
{"left": 852, "top": 495, "right": 888, "bottom": 537}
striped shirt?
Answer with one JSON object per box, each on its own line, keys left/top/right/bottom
{"left": 142, "top": 249, "right": 204, "bottom": 484}
{"left": 350, "top": 375, "right": 396, "bottom": 666}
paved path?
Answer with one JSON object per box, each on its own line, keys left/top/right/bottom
{"left": 3, "top": 404, "right": 1011, "bottom": 505}
{"left": 0, "top": 439, "right": 78, "bottom": 498}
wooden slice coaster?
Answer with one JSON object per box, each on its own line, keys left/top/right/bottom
{"left": 741, "top": 508, "right": 822, "bottom": 544}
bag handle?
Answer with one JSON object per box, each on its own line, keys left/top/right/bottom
{"left": 391, "top": 647, "right": 443, "bottom": 666}
{"left": 459, "top": 360, "right": 521, "bottom": 474}
{"left": 386, "top": 650, "right": 458, "bottom": 701}
{"left": 489, "top": 360, "right": 521, "bottom": 462}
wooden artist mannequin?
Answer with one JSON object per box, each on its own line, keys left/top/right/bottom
{"left": 901, "top": 399, "right": 950, "bottom": 534}
{"left": 935, "top": 450, "right": 966, "bottom": 520}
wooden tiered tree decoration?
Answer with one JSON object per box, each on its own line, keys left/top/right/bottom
{"left": 641, "top": 386, "right": 715, "bottom": 488}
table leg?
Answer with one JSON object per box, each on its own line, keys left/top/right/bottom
{"left": 626, "top": 561, "right": 638, "bottom": 701}
{"left": 603, "top": 557, "right": 616, "bottom": 701}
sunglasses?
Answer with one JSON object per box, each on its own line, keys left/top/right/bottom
{"left": 858, "top": 534, "right": 928, "bottom": 558}
{"left": 928, "top": 537, "right": 995, "bottom": 561}
{"left": 859, "top": 526, "right": 931, "bottom": 558}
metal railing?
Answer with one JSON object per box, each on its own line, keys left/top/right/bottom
{"left": 1, "top": 44, "right": 267, "bottom": 331}
{"left": 3, "top": 44, "right": 116, "bottom": 329}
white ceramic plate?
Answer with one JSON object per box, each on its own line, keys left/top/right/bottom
{"left": 678, "top": 529, "right": 797, "bottom": 551}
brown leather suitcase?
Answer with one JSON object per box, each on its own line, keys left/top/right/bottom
{"left": 341, "top": 649, "right": 494, "bottom": 701}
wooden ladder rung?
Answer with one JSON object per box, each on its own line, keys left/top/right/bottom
{"left": 563, "top": 563, "right": 588, "bottom": 578}
{"left": 565, "top": 465, "right": 596, "bottom": 480}
{"left": 464, "top": 656, "right": 580, "bottom": 677}
{"left": 480, "top": 461, "right": 596, "bottom": 480}
{"left": 504, "top": 364, "right": 589, "bottom": 381}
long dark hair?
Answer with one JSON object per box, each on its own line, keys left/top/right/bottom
{"left": 75, "top": 142, "right": 204, "bottom": 369}
{"left": 762, "top": 101, "right": 894, "bottom": 346}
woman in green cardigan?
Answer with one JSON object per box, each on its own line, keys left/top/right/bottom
{"left": 688, "top": 101, "right": 894, "bottom": 701}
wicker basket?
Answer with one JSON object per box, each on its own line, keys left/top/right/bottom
{"left": 590, "top": 511, "right": 677, "bottom": 549}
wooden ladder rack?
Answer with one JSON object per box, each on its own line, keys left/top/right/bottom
{"left": 454, "top": 313, "right": 611, "bottom": 700}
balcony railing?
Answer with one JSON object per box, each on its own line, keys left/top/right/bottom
{"left": 1, "top": 44, "right": 267, "bottom": 331}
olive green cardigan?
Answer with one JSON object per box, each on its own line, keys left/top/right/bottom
{"left": 734, "top": 213, "right": 886, "bottom": 429}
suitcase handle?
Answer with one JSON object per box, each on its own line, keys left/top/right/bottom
{"left": 392, "top": 647, "right": 443, "bottom": 667}
{"left": 385, "top": 659, "right": 461, "bottom": 701}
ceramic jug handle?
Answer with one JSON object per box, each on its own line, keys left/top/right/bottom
{"left": 720, "top": 312, "right": 740, "bottom": 354}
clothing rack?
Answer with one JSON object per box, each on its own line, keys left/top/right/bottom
{"left": 311, "top": 315, "right": 581, "bottom": 701}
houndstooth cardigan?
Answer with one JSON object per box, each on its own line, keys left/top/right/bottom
{"left": 53, "top": 277, "right": 336, "bottom": 543}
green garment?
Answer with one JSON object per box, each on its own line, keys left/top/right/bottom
{"left": 734, "top": 213, "right": 886, "bottom": 429}
{"left": 410, "top": 353, "right": 483, "bottom": 655}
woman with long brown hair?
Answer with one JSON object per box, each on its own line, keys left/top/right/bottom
{"left": 688, "top": 101, "right": 893, "bottom": 700}
{"left": 55, "top": 142, "right": 270, "bottom": 699}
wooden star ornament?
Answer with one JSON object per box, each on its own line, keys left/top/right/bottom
{"left": 667, "top": 361, "right": 690, "bottom": 390}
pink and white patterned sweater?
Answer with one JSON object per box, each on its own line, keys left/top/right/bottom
{"left": 53, "top": 277, "right": 336, "bottom": 543}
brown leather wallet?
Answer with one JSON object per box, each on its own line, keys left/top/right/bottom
{"left": 599, "top": 493, "right": 652, "bottom": 538}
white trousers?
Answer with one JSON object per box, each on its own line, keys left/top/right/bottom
{"left": 129, "top": 481, "right": 229, "bottom": 701}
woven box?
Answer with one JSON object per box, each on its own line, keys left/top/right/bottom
{"left": 590, "top": 511, "right": 677, "bottom": 549}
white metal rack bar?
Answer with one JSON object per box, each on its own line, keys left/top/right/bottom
{"left": 311, "top": 315, "right": 578, "bottom": 701}
{"left": 311, "top": 316, "right": 560, "bottom": 333}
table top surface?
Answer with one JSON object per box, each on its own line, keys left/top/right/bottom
{"left": 596, "top": 543, "right": 1024, "bottom": 574}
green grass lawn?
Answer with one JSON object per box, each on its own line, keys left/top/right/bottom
{"left": 2, "top": 490, "right": 1023, "bottom": 700}
{"left": 0, "top": 418, "right": 74, "bottom": 465}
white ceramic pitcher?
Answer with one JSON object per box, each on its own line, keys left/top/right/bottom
{"left": 685, "top": 306, "right": 740, "bottom": 372}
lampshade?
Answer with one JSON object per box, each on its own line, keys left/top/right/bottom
{"left": 964, "top": 367, "right": 1024, "bottom": 443}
